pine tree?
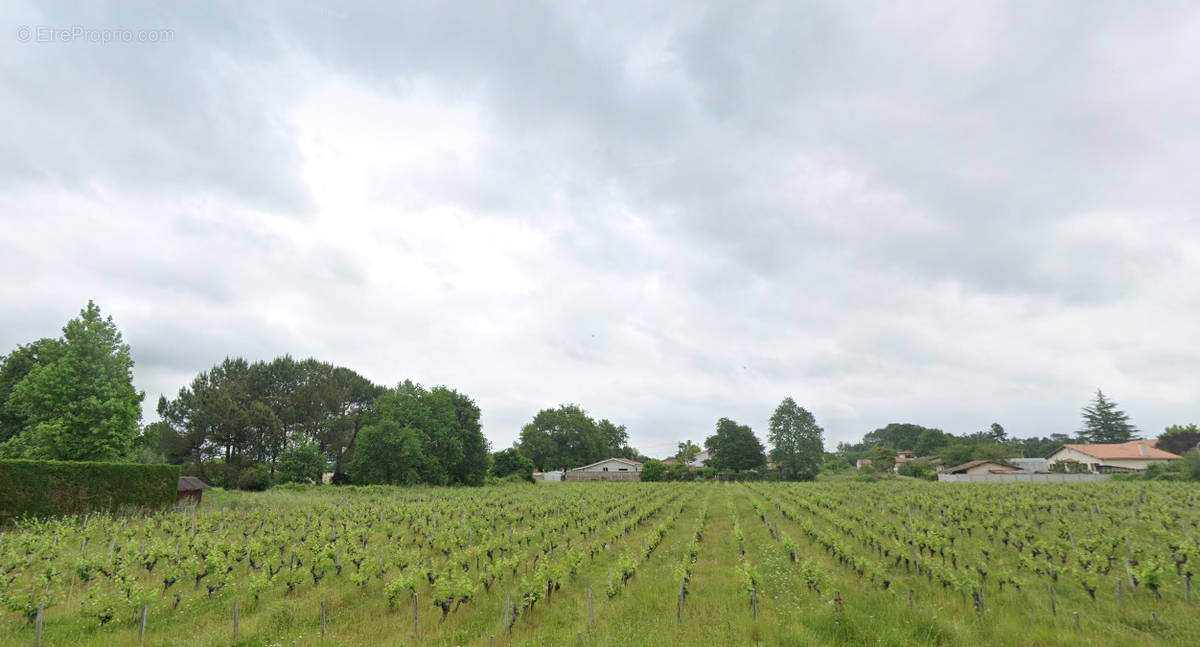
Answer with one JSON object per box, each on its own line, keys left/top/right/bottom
{"left": 1079, "top": 389, "right": 1138, "bottom": 443}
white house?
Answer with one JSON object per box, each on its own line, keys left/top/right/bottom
{"left": 571, "top": 457, "right": 643, "bottom": 473}
{"left": 1046, "top": 441, "right": 1182, "bottom": 473}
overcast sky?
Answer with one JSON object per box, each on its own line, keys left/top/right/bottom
{"left": 2, "top": 2, "right": 1198, "bottom": 457}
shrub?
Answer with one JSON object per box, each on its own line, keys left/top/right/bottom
{"left": 0, "top": 459, "right": 178, "bottom": 520}
{"left": 640, "top": 460, "right": 666, "bottom": 482}
{"left": 822, "top": 458, "right": 851, "bottom": 472}
{"left": 276, "top": 442, "right": 325, "bottom": 484}
{"left": 897, "top": 461, "right": 937, "bottom": 481}
{"left": 1183, "top": 449, "right": 1200, "bottom": 481}
{"left": 490, "top": 448, "right": 535, "bottom": 483}
{"left": 236, "top": 465, "right": 270, "bottom": 491}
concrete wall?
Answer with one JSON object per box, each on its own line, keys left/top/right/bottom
{"left": 563, "top": 471, "right": 641, "bottom": 482}
{"left": 938, "top": 473, "right": 1111, "bottom": 483}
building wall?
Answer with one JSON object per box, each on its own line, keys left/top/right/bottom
{"left": 574, "top": 459, "right": 641, "bottom": 473}
{"left": 563, "top": 471, "right": 641, "bottom": 482}
{"left": 1047, "top": 447, "right": 1174, "bottom": 473}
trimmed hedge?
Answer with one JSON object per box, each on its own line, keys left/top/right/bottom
{"left": 0, "top": 459, "right": 180, "bottom": 520}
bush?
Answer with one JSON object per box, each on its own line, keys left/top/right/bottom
{"left": 1183, "top": 449, "right": 1200, "bottom": 481}
{"left": 0, "top": 459, "right": 179, "bottom": 520}
{"left": 236, "top": 465, "right": 270, "bottom": 491}
{"left": 823, "top": 458, "right": 851, "bottom": 472}
{"left": 640, "top": 460, "right": 666, "bottom": 482}
{"left": 497, "top": 473, "right": 535, "bottom": 485}
{"left": 276, "top": 442, "right": 325, "bottom": 484}
{"left": 667, "top": 463, "right": 695, "bottom": 481}
{"left": 490, "top": 448, "right": 535, "bottom": 483}
{"left": 897, "top": 461, "right": 937, "bottom": 481}
{"left": 199, "top": 460, "right": 240, "bottom": 489}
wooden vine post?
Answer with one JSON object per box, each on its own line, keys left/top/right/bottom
{"left": 677, "top": 576, "right": 686, "bottom": 620}
{"left": 413, "top": 592, "right": 419, "bottom": 636}
{"left": 232, "top": 601, "right": 239, "bottom": 642}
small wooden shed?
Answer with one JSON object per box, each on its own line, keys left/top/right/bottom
{"left": 177, "top": 476, "right": 211, "bottom": 505}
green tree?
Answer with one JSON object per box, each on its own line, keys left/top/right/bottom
{"left": 490, "top": 448, "right": 535, "bottom": 482}
{"left": 867, "top": 445, "right": 897, "bottom": 472}
{"left": 767, "top": 397, "right": 824, "bottom": 480}
{"left": 1079, "top": 389, "right": 1138, "bottom": 443}
{"left": 276, "top": 441, "right": 326, "bottom": 483}
{"left": 705, "top": 418, "right": 766, "bottom": 472}
{"left": 2, "top": 301, "right": 143, "bottom": 460}
{"left": 1158, "top": 425, "right": 1200, "bottom": 456}
{"left": 987, "top": 422, "right": 1007, "bottom": 442}
{"left": 0, "top": 338, "right": 61, "bottom": 445}
{"left": 348, "top": 420, "right": 426, "bottom": 485}
{"left": 861, "top": 423, "right": 941, "bottom": 452}
{"left": 516, "top": 404, "right": 606, "bottom": 470}
{"left": 640, "top": 459, "right": 667, "bottom": 481}
{"left": 597, "top": 419, "right": 631, "bottom": 456}
{"left": 156, "top": 356, "right": 384, "bottom": 475}
{"left": 913, "top": 428, "right": 948, "bottom": 457}
{"left": 675, "top": 440, "right": 701, "bottom": 464}
{"left": 363, "top": 381, "right": 490, "bottom": 486}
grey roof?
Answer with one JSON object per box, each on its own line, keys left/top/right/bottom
{"left": 178, "top": 476, "right": 211, "bottom": 491}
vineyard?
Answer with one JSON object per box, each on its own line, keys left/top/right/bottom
{"left": 1, "top": 481, "right": 1197, "bottom": 646}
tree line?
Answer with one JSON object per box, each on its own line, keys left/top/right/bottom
{"left": 3, "top": 302, "right": 1197, "bottom": 487}
{"left": 0, "top": 302, "right": 641, "bottom": 489}
{"left": 642, "top": 397, "right": 826, "bottom": 482}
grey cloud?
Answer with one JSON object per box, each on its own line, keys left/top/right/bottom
{"left": 2, "top": 0, "right": 1199, "bottom": 452}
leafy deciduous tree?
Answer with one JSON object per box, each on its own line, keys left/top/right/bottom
{"left": 705, "top": 417, "right": 766, "bottom": 472}
{"left": 675, "top": 440, "right": 701, "bottom": 464}
{"left": 1158, "top": 425, "right": 1200, "bottom": 456}
{"left": 2, "top": 301, "right": 143, "bottom": 460}
{"left": 767, "top": 397, "right": 824, "bottom": 480}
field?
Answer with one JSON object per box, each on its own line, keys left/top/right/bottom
{"left": 1, "top": 481, "right": 1197, "bottom": 646}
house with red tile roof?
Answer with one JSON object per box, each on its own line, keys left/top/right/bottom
{"left": 1046, "top": 440, "right": 1182, "bottom": 474}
